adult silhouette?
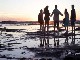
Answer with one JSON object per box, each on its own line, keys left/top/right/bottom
{"left": 51, "top": 5, "right": 63, "bottom": 30}
{"left": 71, "top": 5, "right": 76, "bottom": 26}
{"left": 38, "top": 9, "right": 44, "bottom": 31}
{"left": 44, "top": 6, "right": 50, "bottom": 33}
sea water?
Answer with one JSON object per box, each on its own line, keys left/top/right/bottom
{"left": 0, "top": 23, "right": 80, "bottom": 60}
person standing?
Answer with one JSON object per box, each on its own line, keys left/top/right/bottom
{"left": 38, "top": 9, "right": 44, "bottom": 32}
{"left": 50, "top": 5, "right": 63, "bottom": 30}
{"left": 44, "top": 6, "right": 50, "bottom": 33}
{"left": 71, "top": 5, "right": 76, "bottom": 27}
{"left": 64, "top": 9, "right": 69, "bottom": 30}
{"left": 71, "top": 5, "right": 76, "bottom": 44}
{"left": 50, "top": 5, "right": 63, "bottom": 46}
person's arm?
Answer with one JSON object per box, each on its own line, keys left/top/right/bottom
{"left": 70, "top": 10, "right": 72, "bottom": 20}
{"left": 60, "top": 12, "right": 63, "bottom": 16}
{"left": 75, "top": 10, "right": 76, "bottom": 20}
{"left": 50, "top": 10, "right": 54, "bottom": 17}
{"left": 58, "top": 10, "right": 63, "bottom": 16}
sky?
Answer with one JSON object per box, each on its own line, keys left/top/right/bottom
{"left": 0, "top": 0, "right": 80, "bottom": 21}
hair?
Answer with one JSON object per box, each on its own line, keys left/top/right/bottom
{"left": 40, "top": 9, "right": 43, "bottom": 13}
{"left": 64, "top": 9, "right": 68, "bottom": 14}
{"left": 55, "top": 5, "right": 57, "bottom": 9}
{"left": 72, "top": 5, "right": 74, "bottom": 9}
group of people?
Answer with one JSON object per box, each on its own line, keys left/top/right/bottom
{"left": 38, "top": 5, "right": 76, "bottom": 33}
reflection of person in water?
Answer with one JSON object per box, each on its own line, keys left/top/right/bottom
{"left": 38, "top": 9, "right": 44, "bottom": 31}
{"left": 44, "top": 6, "right": 50, "bottom": 33}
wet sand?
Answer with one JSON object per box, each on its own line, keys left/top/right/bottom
{"left": 0, "top": 23, "right": 80, "bottom": 60}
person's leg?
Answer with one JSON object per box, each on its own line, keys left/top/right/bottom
{"left": 72, "top": 25, "right": 74, "bottom": 44}
{"left": 72, "top": 21, "right": 75, "bottom": 44}
{"left": 42, "top": 24, "right": 44, "bottom": 32}
{"left": 54, "top": 41, "right": 56, "bottom": 46}
{"left": 71, "top": 20, "right": 74, "bottom": 44}
{"left": 57, "top": 21, "right": 59, "bottom": 45}
{"left": 47, "top": 20, "right": 49, "bottom": 34}
{"left": 73, "top": 22, "right": 75, "bottom": 44}
{"left": 45, "top": 21, "right": 48, "bottom": 34}
{"left": 54, "top": 21, "right": 56, "bottom": 31}
{"left": 54, "top": 21, "right": 56, "bottom": 46}
{"left": 65, "top": 27, "right": 66, "bottom": 30}
{"left": 67, "top": 26, "right": 68, "bottom": 33}
{"left": 66, "top": 26, "right": 68, "bottom": 43}
{"left": 45, "top": 21, "right": 46, "bottom": 32}
{"left": 40, "top": 37, "right": 43, "bottom": 47}
{"left": 41, "top": 24, "right": 43, "bottom": 31}
{"left": 40, "top": 24, "right": 41, "bottom": 31}
{"left": 47, "top": 36, "right": 49, "bottom": 47}
{"left": 57, "top": 21, "right": 59, "bottom": 30}
{"left": 57, "top": 40, "right": 59, "bottom": 47}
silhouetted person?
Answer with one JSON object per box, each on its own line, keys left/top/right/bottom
{"left": 50, "top": 5, "right": 63, "bottom": 45}
{"left": 64, "top": 9, "right": 69, "bottom": 30}
{"left": 44, "top": 6, "right": 50, "bottom": 33}
{"left": 71, "top": 5, "right": 76, "bottom": 26}
{"left": 71, "top": 5, "right": 76, "bottom": 44}
{"left": 38, "top": 9, "right": 44, "bottom": 31}
{"left": 51, "top": 5, "right": 63, "bottom": 30}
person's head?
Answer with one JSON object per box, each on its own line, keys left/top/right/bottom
{"left": 64, "top": 9, "right": 68, "bottom": 14}
{"left": 65, "top": 9, "right": 67, "bottom": 12}
{"left": 40, "top": 9, "right": 43, "bottom": 13}
{"left": 55, "top": 5, "right": 57, "bottom": 9}
{"left": 46, "top": 5, "right": 49, "bottom": 9}
{"left": 72, "top": 5, "right": 74, "bottom": 9}
{"left": 64, "top": 9, "right": 67, "bottom": 13}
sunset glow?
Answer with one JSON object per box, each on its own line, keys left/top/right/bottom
{"left": 0, "top": 0, "right": 80, "bottom": 21}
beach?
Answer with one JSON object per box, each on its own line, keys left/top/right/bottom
{"left": 0, "top": 23, "right": 80, "bottom": 60}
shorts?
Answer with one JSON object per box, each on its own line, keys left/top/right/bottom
{"left": 71, "top": 20, "right": 75, "bottom": 26}
{"left": 45, "top": 20, "right": 49, "bottom": 25}
{"left": 54, "top": 20, "right": 59, "bottom": 27}
{"left": 44, "top": 16, "right": 50, "bottom": 25}
{"left": 40, "top": 21, "right": 44, "bottom": 25}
